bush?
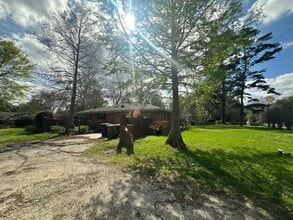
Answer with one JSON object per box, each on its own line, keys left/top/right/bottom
{"left": 15, "top": 115, "right": 34, "bottom": 127}
{"left": 77, "top": 125, "right": 90, "bottom": 134}
{"left": 50, "top": 125, "right": 65, "bottom": 134}
{"left": 0, "top": 125, "right": 9, "bottom": 129}
{"left": 149, "top": 120, "right": 168, "bottom": 135}
{"left": 24, "top": 125, "right": 38, "bottom": 133}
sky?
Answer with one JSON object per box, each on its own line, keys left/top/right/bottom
{"left": 0, "top": 0, "right": 293, "bottom": 101}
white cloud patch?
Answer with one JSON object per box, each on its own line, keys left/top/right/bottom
{"left": 282, "top": 41, "right": 293, "bottom": 49}
{"left": 248, "top": 73, "right": 293, "bottom": 101}
{"left": 0, "top": 0, "right": 68, "bottom": 26}
{"left": 270, "top": 73, "right": 293, "bottom": 98}
{"left": 252, "top": 0, "right": 293, "bottom": 24}
{"left": 9, "top": 33, "right": 50, "bottom": 65}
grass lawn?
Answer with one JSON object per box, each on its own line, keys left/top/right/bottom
{"left": 0, "top": 127, "right": 56, "bottom": 145}
{"left": 90, "top": 126, "right": 293, "bottom": 217}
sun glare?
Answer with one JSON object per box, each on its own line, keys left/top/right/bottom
{"left": 124, "top": 13, "right": 135, "bottom": 31}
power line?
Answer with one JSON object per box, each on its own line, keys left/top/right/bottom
{"left": 274, "top": 26, "right": 293, "bottom": 41}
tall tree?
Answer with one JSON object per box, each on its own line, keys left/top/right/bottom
{"left": 230, "top": 28, "right": 281, "bottom": 126}
{"left": 33, "top": 1, "right": 102, "bottom": 130}
{"left": 0, "top": 39, "right": 33, "bottom": 110}
{"left": 15, "top": 90, "right": 68, "bottom": 114}
{"left": 99, "top": 0, "right": 243, "bottom": 149}
{"left": 267, "top": 96, "right": 293, "bottom": 129}
{"left": 75, "top": 77, "right": 105, "bottom": 111}
{"left": 199, "top": 25, "right": 254, "bottom": 124}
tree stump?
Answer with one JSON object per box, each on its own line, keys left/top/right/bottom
{"left": 117, "top": 125, "right": 134, "bottom": 155}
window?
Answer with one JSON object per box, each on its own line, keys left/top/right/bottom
{"left": 163, "top": 112, "right": 170, "bottom": 120}
{"left": 97, "top": 113, "right": 106, "bottom": 120}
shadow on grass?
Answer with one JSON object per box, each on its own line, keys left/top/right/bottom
{"left": 130, "top": 147, "right": 293, "bottom": 219}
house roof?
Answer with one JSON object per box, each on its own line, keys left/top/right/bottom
{"left": 0, "top": 112, "right": 30, "bottom": 120}
{"left": 77, "top": 104, "right": 168, "bottom": 114}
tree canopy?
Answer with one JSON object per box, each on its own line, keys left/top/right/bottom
{"left": 98, "top": 0, "right": 246, "bottom": 148}
{"left": 0, "top": 39, "right": 33, "bottom": 110}
{"left": 230, "top": 28, "right": 282, "bottom": 126}
{"left": 33, "top": 1, "right": 103, "bottom": 130}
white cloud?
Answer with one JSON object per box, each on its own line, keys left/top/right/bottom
{"left": 282, "top": 41, "right": 293, "bottom": 49}
{"left": 10, "top": 33, "right": 50, "bottom": 65}
{"left": 252, "top": 0, "right": 293, "bottom": 24}
{"left": 269, "top": 73, "right": 293, "bottom": 98}
{"left": 248, "top": 73, "right": 293, "bottom": 101}
{"left": 0, "top": 2, "right": 6, "bottom": 19}
{"left": 0, "top": 0, "right": 68, "bottom": 26}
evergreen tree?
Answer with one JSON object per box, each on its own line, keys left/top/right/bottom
{"left": 230, "top": 28, "right": 281, "bottom": 126}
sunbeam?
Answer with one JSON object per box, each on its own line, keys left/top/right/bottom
{"left": 137, "top": 29, "right": 181, "bottom": 69}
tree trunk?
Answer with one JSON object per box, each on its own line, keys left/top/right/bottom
{"left": 221, "top": 81, "right": 226, "bottom": 124}
{"left": 165, "top": 64, "right": 186, "bottom": 149}
{"left": 266, "top": 104, "right": 271, "bottom": 127}
{"left": 165, "top": 9, "right": 186, "bottom": 149}
{"left": 240, "top": 74, "right": 245, "bottom": 126}
{"left": 66, "top": 69, "right": 78, "bottom": 131}
{"left": 66, "top": 37, "right": 80, "bottom": 131}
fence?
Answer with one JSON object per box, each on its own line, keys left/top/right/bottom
{"left": 126, "top": 117, "right": 152, "bottom": 138}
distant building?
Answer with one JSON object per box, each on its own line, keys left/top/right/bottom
{"left": 0, "top": 112, "right": 33, "bottom": 127}
{"left": 77, "top": 104, "right": 171, "bottom": 130}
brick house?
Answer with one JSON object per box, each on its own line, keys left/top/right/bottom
{"left": 77, "top": 104, "right": 171, "bottom": 130}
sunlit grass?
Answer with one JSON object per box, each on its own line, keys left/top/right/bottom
{"left": 90, "top": 125, "right": 293, "bottom": 217}
{"left": 0, "top": 128, "right": 56, "bottom": 145}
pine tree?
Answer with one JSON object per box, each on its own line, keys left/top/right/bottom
{"left": 230, "top": 28, "right": 282, "bottom": 126}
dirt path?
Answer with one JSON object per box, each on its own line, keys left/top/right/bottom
{"left": 0, "top": 136, "right": 272, "bottom": 219}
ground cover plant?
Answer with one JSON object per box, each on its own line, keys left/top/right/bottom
{"left": 90, "top": 126, "right": 293, "bottom": 218}
{"left": 0, "top": 128, "right": 56, "bottom": 146}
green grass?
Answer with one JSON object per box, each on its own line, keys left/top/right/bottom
{"left": 0, "top": 128, "right": 56, "bottom": 145}
{"left": 90, "top": 126, "right": 293, "bottom": 217}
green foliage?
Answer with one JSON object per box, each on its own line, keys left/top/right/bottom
{"left": 230, "top": 28, "right": 282, "bottom": 125}
{"left": 90, "top": 126, "right": 293, "bottom": 217}
{"left": 50, "top": 125, "right": 65, "bottom": 134}
{"left": 24, "top": 125, "right": 38, "bottom": 133}
{"left": 195, "top": 106, "right": 210, "bottom": 124}
{"left": 0, "top": 39, "right": 33, "bottom": 108}
{"left": 0, "top": 98, "right": 14, "bottom": 111}
{"left": 15, "top": 90, "right": 69, "bottom": 114}
{"left": 0, "top": 127, "right": 56, "bottom": 145}
{"left": 77, "top": 125, "right": 90, "bottom": 134}
{"left": 14, "top": 115, "right": 34, "bottom": 127}
{"left": 99, "top": 0, "right": 245, "bottom": 148}
{"left": 268, "top": 96, "right": 293, "bottom": 129}
{"left": 190, "top": 27, "right": 282, "bottom": 126}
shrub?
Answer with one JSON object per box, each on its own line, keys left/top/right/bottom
{"left": 0, "top": 124, "right": 10, "bottom": 129}
{"left": 78, "top": 125, "right": 90, "bottom": 134}
{"left": 50, "top": 125, "right": 65, "bottom": 134}
{"left": 24, "top": 125, "right": 38, "bottom": 133}
{"left": 15, "top": 115, "right": 34, "bottom": 127}
{"left": 149, "top": 120, "right": 168, "bottom": 135}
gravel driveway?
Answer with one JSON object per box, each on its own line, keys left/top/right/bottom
{"left": 0, "top": 136, "right": 273, "bottom": 219}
